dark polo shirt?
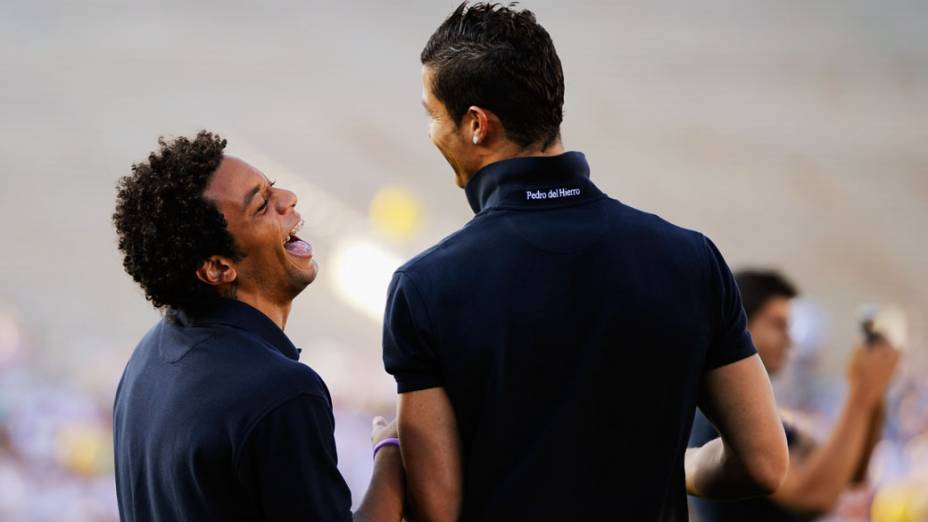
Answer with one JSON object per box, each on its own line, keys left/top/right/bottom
{"left": 382, "top": 152, "right": 756, "bottom": 521}
{"left": 114, "top": 298, "right": 352, "bottom": 522}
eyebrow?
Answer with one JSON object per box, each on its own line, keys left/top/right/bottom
{"left": 243, "top": 184, "right": 262, "bottom": 208}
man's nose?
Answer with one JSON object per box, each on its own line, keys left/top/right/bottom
{"left": 276, "top": 188, "right": 298, "bottom": 213}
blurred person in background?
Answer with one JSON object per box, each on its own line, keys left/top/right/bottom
{"left": 382, "top": 3, "right": 788, "bottom": 521}
{"left": 111, "top": 132, "right": 404, "bottom": 522}
{"left": 689, "top": 270, "right": 900, "bottom": 521}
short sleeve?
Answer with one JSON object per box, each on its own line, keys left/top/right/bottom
{"left": 237, "top": 394, "right": 352, "bottom": 522}
{"left": 382, "top": 271, "right": 442, "bottom": 393}
{"left": 702, "top": 236, "right": 757, "bottom": 369}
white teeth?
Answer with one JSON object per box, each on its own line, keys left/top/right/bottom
{"left": 285, "top": 220, "right": 304, "bottom": 244}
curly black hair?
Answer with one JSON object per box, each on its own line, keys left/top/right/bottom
{"left": 113, "top": 131, "right": 243, "bottom": 314}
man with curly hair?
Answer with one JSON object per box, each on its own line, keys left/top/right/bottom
{"left": 112, "top": 131, "right": 404, "bottom": 522}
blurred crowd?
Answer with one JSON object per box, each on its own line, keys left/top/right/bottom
{"left": 1, "top": 297, "right": 926, "bottom": 521}
{"left": 0, "top": 309, "right": 117, "bottom": 521}
{"left": 782, "top": 366, "right": 928, "bottom": 522}
{"left": 760, "top": 300, "right": 928, "bottom": 521}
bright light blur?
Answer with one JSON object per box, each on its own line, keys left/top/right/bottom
{"left": 329, "top": 236, "right": 404, "bottom": 323}
{"left": 369, "top": 186, "right": 423, "bottom": 241}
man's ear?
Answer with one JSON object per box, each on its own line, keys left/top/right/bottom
{"left": 466, "top": 106, "right": 496, "bottom": 145}
{"left": 195, "top": 256, "right": 238, "bottom": 287}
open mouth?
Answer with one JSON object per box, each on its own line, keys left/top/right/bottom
{"left": 283, "top": 219, "right": 313, "bottom": 259}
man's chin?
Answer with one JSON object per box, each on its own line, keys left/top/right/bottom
{"left": 290, "top": 260, "right": 319, "bottom": 294}
{"left": 766, "top": 357, "right": 787, "bottom": 376}
{"left": 435, "top": 147, "right": 468, "bottom": 188}
{"left": 452, "top": 162, "right": 474, "bottom": 188}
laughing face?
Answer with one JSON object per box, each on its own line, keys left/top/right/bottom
{"left": 422, "top": 66, "right": 482, "bottom": 188}
{"left": 202, "top": 156, "right": 317, "bottom": 303}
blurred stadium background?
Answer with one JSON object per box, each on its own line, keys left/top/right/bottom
{"left": 1, "top": 0, "right": 926, "bottom": 520}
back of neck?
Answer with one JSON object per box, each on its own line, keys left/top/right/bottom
{"left": 466, "top": 140, "right": 565, "bottom": 186}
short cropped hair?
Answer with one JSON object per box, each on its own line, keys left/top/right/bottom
{"left": 422, "top": 2, "right": 565, "bottom": 149}
{"left": 734, "top": 270, "right": 799, "bottom": 320}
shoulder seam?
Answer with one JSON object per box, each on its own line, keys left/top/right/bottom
{"left": 400, "top": 214, "right": 489, "bottom": 270}
{"left": 163, "top": 332, "right": 216, "bottom": 365}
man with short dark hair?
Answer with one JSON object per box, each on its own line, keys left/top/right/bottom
{"left": 689, "top": 270, "right": 899, "bottom": 521}
{"left": 734, "top": 271, "right": 800, "bottom": 375}
{"left": 112, "top": 132, "right": 405, "bottom": 521}
{"left": 382, "top": 3, "right": 789, "bottom": 521}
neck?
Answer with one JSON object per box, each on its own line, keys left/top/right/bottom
{"left": 463, "top": 140, "right": 565, "bottom": 187}
{"left": 234, "top": 292, "right": 293, "bottom": 330}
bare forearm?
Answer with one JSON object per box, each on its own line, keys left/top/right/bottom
{"left": 851, "top": 401, "right": 885, "bottom": 484}
{"left": 354, "top": 448, "right": 405, "bottom": 522}
{"left": 398, "top": 388, "right": 462, "bottom": 522}
{"left": 773, "top": 392, "right": 876, "bottom": 513}
{"left": 691, "top": 355, "right": 789, "bottom": 499}
{"left": 401, "top": 438, "right": 461, "bottom": 522}
{"left": 686, "top": 438, "right": 779, "bottom": 499}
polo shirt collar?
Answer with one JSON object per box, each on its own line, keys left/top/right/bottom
{"left": 177, "top": 298, "right": 301, "bottom": 361}
{"left": 464, "top": 151, "right": 602, "bottom": 214}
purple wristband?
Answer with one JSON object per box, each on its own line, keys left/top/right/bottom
{"left": 373, "top": 437, "right": 400, "bottom": 459}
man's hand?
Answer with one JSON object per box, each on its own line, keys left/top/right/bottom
{"left": 372, "top": 416, "right": 399, "bottom": 447}
{"left": 847, "top": 341, "right": 900, "bottom": 407}
{"left": 353, "top": 416, "right": 405, "bottom": 522}
{"left": 767, "top": 341, "right": 900, "bottom": 516}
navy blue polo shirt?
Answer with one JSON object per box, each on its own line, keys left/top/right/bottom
{"left": 383, "top": 151, "right": 756, "bottom": 522}
{"left": 114, "top": 298, "right": 352, "bottom": 522}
